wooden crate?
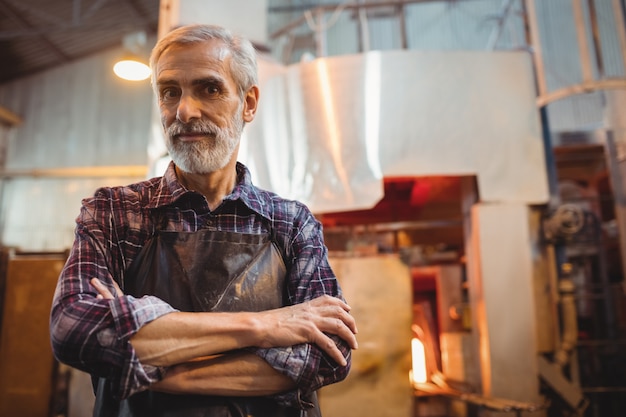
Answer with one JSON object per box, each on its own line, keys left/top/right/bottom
{"left": 0, "top": 250, "right": 66, "bottom": 416}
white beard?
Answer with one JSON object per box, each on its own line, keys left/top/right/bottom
{"left": 164, "top": 106, "right": 244, "bottom": 174}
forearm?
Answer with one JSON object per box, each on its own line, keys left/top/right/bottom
{"left": 129, "top": 311, "right": 263, "bottom": 367}
{"left": 130, "top": 299, "right": 355, "bottom": 369}
{"left": 152, "top": 351, "right": 295, "bottom": 396}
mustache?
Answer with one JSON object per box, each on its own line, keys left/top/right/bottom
{"left": 167, "top": 120, "right": 220, "bottom": 138}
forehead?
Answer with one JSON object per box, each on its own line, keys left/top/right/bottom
{"left": 155, "top": 40, "right": 234, "bottom": 85}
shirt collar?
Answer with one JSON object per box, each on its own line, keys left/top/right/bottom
{"left": 146, "top": 160, "right": 273, "bottom": 222}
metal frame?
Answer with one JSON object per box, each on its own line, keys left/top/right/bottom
{"left": 525, "top": 0, "right": 626, "bottom": 107}
{"left": 269, "top": 0, "right": 423, "bottom": 52}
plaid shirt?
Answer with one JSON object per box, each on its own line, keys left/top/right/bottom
{"left": 50, "top": 161, "right": 351, "bottom": 408}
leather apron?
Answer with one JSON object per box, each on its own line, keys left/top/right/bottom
{"left": 92, "top": 228, "right": 321, "bottom": 417}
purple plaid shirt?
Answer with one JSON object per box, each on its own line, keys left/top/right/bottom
{"left": 50, "top": 161, "right": 351, "bottom": 408}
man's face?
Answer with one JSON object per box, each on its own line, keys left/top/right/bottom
{"left": 155, "top": 40, "right": 248, "bottom": 174}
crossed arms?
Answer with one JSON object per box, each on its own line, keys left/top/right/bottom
{"left": 91, "top": 278, "right": 358, "bottom": 397}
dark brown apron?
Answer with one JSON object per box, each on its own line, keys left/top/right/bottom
{"left": 92, "top": 229, "right": 321, "bottom": 417}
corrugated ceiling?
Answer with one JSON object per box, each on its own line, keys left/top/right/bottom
{"left": 0, "top": 0, "right": 159, "bottom": 84}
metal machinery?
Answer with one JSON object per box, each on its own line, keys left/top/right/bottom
{"left": 260, "top": 1, "right": 626, "bottom": 416}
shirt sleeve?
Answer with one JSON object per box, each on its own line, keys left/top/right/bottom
{"left": 254, "top": 204, "right": 352, "bottom": 409}
{"left": 49, "top": 196, "right": 177, "bottom": 399}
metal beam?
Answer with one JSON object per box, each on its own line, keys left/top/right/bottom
{"left": 0, "top": 166, "right": 148, "bottom": 179}
{"left": 270, "top": 0, "right": 432, "bottom": 39}
{"left": 537, "top": 355, "right": 587, "bottom": 410}
{"left": 0, "top": 106, "right": 21, "bottom": 127}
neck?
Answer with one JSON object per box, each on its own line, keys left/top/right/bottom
{"left": 175, "top": 161, "right": 238, "bottom": 211}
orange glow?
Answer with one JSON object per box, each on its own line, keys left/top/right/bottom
{"left": 410, "top": 337, "right": 428, "bottom": 384}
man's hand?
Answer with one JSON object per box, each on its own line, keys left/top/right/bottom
{"left": 90, "top": 278, "right": 357, "bottom": 366}
{"left": 254, "top": 295, "right": 357, "bottom": 365}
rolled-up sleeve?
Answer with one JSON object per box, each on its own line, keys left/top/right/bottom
{"left": 254, "top": 205, "right": 352, "bottom": 409}
{"left": 50, "top": 196, "right": 176, "bottom": 399}
{"left": 255, "top": 338, "right": 351, "bottom": 408}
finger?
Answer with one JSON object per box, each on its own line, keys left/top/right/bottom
{"left": 338, "top": 309, "right": 358, "bottom": 335}
{"left": 303, "top": 310, "right": 358, "bottom": 350}
{"left": 313, "top": 331, "right": 348, "bottom": 366}
{"left": 90, "top": 278, "right": 115, "bottom": 300}
{"left": 332, "top": 318, "right": 359, "bottom": 350}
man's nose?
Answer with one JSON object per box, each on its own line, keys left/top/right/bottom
{"left": 176, "top": 94, "right": 202, "bottom": 123}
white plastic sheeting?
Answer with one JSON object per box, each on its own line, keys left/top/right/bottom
{"left": 237, "top": 50, "right": 549, "bottom": 212}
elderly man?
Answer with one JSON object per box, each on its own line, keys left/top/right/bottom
{"left": 50, "top": 24, "right": 357, "bottom": 417}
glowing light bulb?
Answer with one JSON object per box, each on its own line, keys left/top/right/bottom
{"left": 113, "top": 59, "right": 150, "bottom": 81}
{"left": 411, "top": 337, "right": 427, "bottom": 384}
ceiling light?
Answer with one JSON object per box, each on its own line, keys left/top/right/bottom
{"left": 113, "top": 58, "right": 150, "bottom": 81}
{"left": 114, "top": 31, "right": 150, "bottom": 81}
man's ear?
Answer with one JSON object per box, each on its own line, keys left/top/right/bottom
{"left": 242, "top": 85, "right": 260, "bottom": 123}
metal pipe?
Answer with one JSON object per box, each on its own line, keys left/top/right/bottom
{"left": 536, "top": 79, "right": 626, "bottom": 107}
{"left": 323, "top": 219, "right": 463, "bottom": 234}
{"left": 554, "top": 270, "right": 578, "bottom": 367}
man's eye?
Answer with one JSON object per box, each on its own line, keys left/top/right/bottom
{"left": 161, "top": 88, "right": 179, "bottom": 100}
{"left": 205, "top": 85, "right": 220, "bottom": 96}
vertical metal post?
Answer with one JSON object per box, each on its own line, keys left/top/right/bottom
{"left": 572, "top": 0, "right": 594, "bottom": 83}
{"left": 604, "top": 93, "right": 626, "bottom": 292}
{"left": 157, "top": 0, "right": 181, "bottom": 39}
{"left": 316, "top": 8, "right": 327, "bottom": 58}
{"left": 355, "top": 3, "right": 364, "bottom": 53}
{"left": 525, "top": 0, "right": 548, "bottom": 97}
{"left": 397, "top": 4, "right": 408, "bottom": 50}
{"left": 613, "top": 0, "right": 626, "bottom": 74}
{"left": 357, "top": 2, "right": 370, "bottom": 53}
{"left": 586, "top": 0, "right": 604, "bottom": 76}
